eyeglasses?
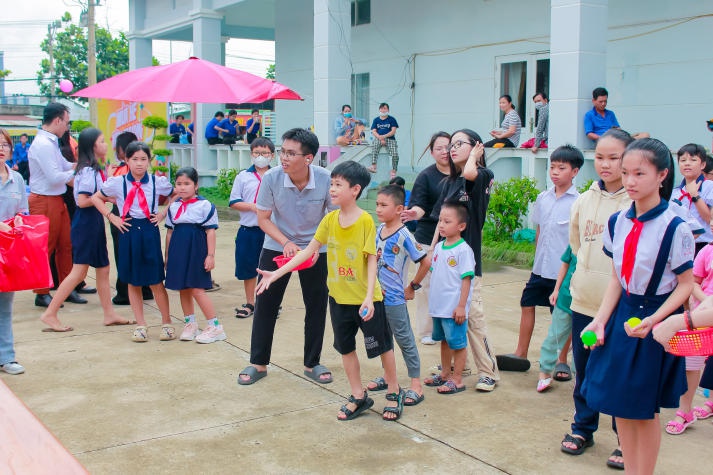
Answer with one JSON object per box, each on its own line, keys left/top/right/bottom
{"left": 0, "top": 143, "right": 12, "bottom": 149}
{"left": 279, "top": 150, "right": 307, "bottom": 159}
{"left": 448, "top": 140, "right": 474, "bottom": 151}
{"left": 251, "top": 151, "right": 274, "bottom": 158}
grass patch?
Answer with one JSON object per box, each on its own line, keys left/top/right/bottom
{"left": 199, "top": 186, "right": 229, "bottom": 208}
{"left": 482, "top": 238, "right": 535, "bottom": 269}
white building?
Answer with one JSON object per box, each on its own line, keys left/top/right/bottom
{"left": 128, "top": 0, "right": 713, "bottom": 185}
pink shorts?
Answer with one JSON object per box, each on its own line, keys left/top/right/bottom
{"left": 685, "top": 355, "right": 707, "bottom": 371}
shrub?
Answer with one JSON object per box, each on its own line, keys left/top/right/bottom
{"left": 578, "top": 178, "right": 595, "bottom": 193}
{"left": 216, "top": 168, "right": 238, "bottom": 200}
{"left": 71, "top": 120, "right": 93, "bottom": 133}
{"left": 487, "top": 176, "right": 539, "bottom": 240}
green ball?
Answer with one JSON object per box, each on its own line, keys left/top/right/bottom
{"left": 581, "top": 330, "right": 597, "bottom": 346}
{"left": 627, "top": 317, "right": 642, "bottom": 328}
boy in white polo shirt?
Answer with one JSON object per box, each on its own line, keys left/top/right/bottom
{"left": 497, "top": 145, "right": 583, "bottom": 372}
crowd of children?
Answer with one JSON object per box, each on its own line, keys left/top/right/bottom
{"left": 3, "top": 120, "right": 713, "bottom": 473}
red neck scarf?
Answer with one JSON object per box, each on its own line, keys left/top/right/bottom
{"left": 621, "top": 218, "right": 644, "bottom": 294}
{"left": 174, "top": 197, "right": 198, "bottom": 220}
{"left": 122, "top": 180, "right": 151, "bottom": 220}
{"left": 679, "top": 189, "right": 693, "bottom": 207}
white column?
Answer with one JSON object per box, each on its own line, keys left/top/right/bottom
{"left": 549, "top": 0, "right": 608, "bottom": 150}
{"left": 191, "top": 11, "right": 224, "bottom": 184}
{"left": 127, "top": 0, "right": 152, "bottom": 70}
{"left": 313, "top": 0, "right": 351, "bottom": 146}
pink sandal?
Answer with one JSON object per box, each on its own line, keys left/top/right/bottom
{"left": 665, "top": 410, "right": 696, "bottom": 435}
{"left": 693, "top": 400, "right": 713, "bottom": 420}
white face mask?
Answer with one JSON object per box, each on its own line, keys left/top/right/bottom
{"left": 534, "top": 101, "right": 544, "bottom": 109}
{"left": 253, "top": 156, "right": 271, "bottom": 168}
{"left": 379, "top": 112, "right": 388, "bottom": 118}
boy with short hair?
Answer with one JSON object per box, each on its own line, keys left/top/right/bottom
{"left": 256, "top": 161, "right": 402, "bottom": 422}
{"left": 246, "top": 109, "right": 262, "bottom": 144}
{"left": 218, "top": 109, "right": 240, "bottom": 144}
{"left": 228, "top": 137, "right": 274, "bottom": 320}
{"left": 365, "top": 184, "right": 430, "bottom": 406}
{"left": 497, "top": 145, "right": 583, "bottom": 372}
{"left": 426, "top": 202, "right": 475, "bottom": 394}
{"left": 205, "top": 111, "right": 225, "bottom": 145}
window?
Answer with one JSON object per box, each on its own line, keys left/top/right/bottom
{"left": 351, "top": 73, "right": 370, "bottom": 123}
{"left": 351, "top": 0, "right": 371, "bottom": 26}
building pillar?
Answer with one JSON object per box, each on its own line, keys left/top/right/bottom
{"left": 549, "top": 0, "right": 608, "bottom": 150}
{"left": 191, "top": 10, "right": 224, "bottom": 183}
{"left": 127, "top": 0, "right": 152, "bottom": 70}
{"left": 313, "top": 0, "right": 351, "bottom": 148}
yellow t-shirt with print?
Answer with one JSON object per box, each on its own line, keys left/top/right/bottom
{"left": 313, "top": 209, "right": 383, "bottom": 305}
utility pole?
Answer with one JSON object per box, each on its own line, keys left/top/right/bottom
{"left": 47, "top": 20, "right": 61, "bottom": 99}
{"left": 87, "top": 0, "right": 98, "bottom": 124}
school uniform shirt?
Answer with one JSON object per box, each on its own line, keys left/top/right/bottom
{"left": 28, "top": 129, "right": 74, "bottom": 196}
{"left": 73, "top": 167, "right": 103, "bottom": 204}
{"left": 0, "top": 164, "right": 28, "bottom": 221}
{"left": 229, "top": 165, "right": 267, "bottom": 228}
{"left": 204, "top": 118, "right": 221, "bottom": 139}
{"left": 670, "top": 176, "right": 713, "bottom": 243}
{"left": 603, "top": 200, "right": 694, "bottom": 296}
{"left": 428, "top": 238, "right": 475, "bottom": 318}
{"left": 101, "top": 173, "right": 173, "bottom": 219}
{"left": 569, "top": 180, "right": 631, "bottom": 317}
{"left": 313, "top": 210, "right": 383, "bottom": 306}
{"left": 532, "top": 184, "right": 578, "bottom": 280}
{"left": 218, "top": 118, "right": 239, "bottom": 136}
{"left": 376, "top": 224, "right": 427, "bottom": 306}
{"left": 165, "top": 197, "right": 218, "bottom": 229}
{"left": 668, "top": 200, "right": 705, "bottom": 236}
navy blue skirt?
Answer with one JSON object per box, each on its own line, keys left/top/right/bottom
{"left": 71, "top": 206, "right": 109, "bottom": 268}
{"left": 117, "top": 218, "right": 165, "bottom": 286}
{"left": 165, "top": 223, "right": 211, "bottom": 290}
{"left": 583, "top": 290, "right": 686, "bottom": 419}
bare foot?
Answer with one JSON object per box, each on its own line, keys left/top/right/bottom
{"left": 103, "top": 315, "right": 136, "bottom": 326}
{"left": 40, "top": 314, "right": 73, "bottom": 332}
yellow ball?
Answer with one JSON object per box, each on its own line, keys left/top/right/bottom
{"left": 627, "top": 317, "right": 642, "bottom": 328}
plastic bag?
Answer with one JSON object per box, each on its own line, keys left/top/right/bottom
{"left": 0, "top": 215, "right": 53, "bottom": 292}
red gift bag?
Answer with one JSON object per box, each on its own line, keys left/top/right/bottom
{"left": 0, "top": 215, "right": 54, "bottom": 292}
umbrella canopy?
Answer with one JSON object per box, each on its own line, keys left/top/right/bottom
{"left": 73, "top": 57, "right": 301, "bottom": 103}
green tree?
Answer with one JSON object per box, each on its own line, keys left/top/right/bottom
{"left": 36, "top": 22, "right": 129, "bottom": 98}
{"left": 0, "top": 70, "right": 11, "bottom": 79}
{"left": 265, "top": 63, "right": 275, "bottom": 80}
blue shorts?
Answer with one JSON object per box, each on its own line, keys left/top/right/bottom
{"left": 432, "top": 317, "right": 468, "bottom": 350}
{"left": 520, "top": 272, "right": 556, "bottom": 309}
{"left": 235, "top": 225, "right": 265, "bottom": 280}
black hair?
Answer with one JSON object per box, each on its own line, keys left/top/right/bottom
{"left": 600, "top": 128, "right": 634, "bottom": 148}
{"left": 677, "top": 143, "right": 708, "bottom": 163}
{"left": 59, "top": 130, "right": 75, "bottom": 163}
{"left": 592, "top": 87, "right": 608, "bottom": 99}
{"left": 228, "top": 109, "right": 237, "bottom": 116}
{"left": 20, "top": 133, "right": 28, "bottom": 138}
{"left": 624, "top": 138, "right": 675, "bottom": 200}
{"left": 124, "top": 141, "right": 152, "bottom": 160}
{"left": 378, "top": 184, "right": 406, "bottom": 206}
{"left": 341, "top": 104, "right": 351, "bottom": 112}
{"left": 76, "top": 127, "right": 103, "bottom": 175}
{"left": 251, "top": 108, "right": 259, "bottom": 114}
{"left": 281, "top": 127, "right": 319, "bottom": 156}
{"left": 533, "top": 91, "right": 548, "bottom": 101}
{"left": 418, "top": 131, "right": 451, "bottom": 161}
{"left": 214, "top": 111, "right": 225, "bottom": 118}
{"left": 331, "top": 161, "right": 370, "bottom": 200}
{"left": 250, "top": 137, "right": 275, "bottom": 152}
{"left": 174, "top": 166, "right": 199, "bottom": 184}
{"left": 550, "top": 144, "right": 584, "bottom": 170}
{"left": 500, "top": 94, "right": 513, "bottom": 104}
{"left": 175, "top": 114, "right": 185, "bottom": 120}
{"left": 705, "top": 155, "right": 713, "bottom": 174}
{"left": 42, "top": 102, "right": 69, "bottom": 125}
{"left": 448, "top": 128, "right": 486, "bottom": 179}
{"left": 115, "top": 131, "right": 138, "bottom": 158}
{"left": 379, "top": 102, "right": 389, "bottom": 110}
{"left": 389, "top": 176, "right": 406, "bottom": 188}
{"left": 441, "top": 200, "right": 469, "bottom": 225}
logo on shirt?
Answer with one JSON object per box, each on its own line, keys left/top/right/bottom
{"left": 447, "top": 256, "right": 457, "bottom": 267}
{"left": 338, "top": 266, "right": 355, "bottom": 280}
{"left": 391, "top": 244, "right": 400, "bottom": 255}
{"left": 415, "top": 243, "right": 423, "bottom": 251}
{"left": 583, "top": 219, "right": 604, "bottom": 242}
{"left": 345, "top": 247, "right": 357, "bottom": 260}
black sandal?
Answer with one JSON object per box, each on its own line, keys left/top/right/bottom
{"left": 382, "top": 389, "right": 404, "bottom": 421}
{"left": 606, "top": 449, "right": 624, "bottom": 470}
{"left": 561, "top": 433, "right": 594, "bottom": 455}
{"left": 235, "top": 303, "right": 254, "bottom": 319}
{"left": 338, "top": 390, "right": 374, "bottom": 421}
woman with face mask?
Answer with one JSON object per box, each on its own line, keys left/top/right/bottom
{"left": 334, "top": 104, "right": 365, "bottom": 146}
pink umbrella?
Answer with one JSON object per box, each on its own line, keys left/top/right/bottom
{"left": 73, "top": 56, "right": 301, "bottom": 103}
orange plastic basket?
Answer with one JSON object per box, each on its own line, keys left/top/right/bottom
{"left": 667, "top": 327, "right": 713, "bottom": 356}
{"left": 272, "top": 253, "right": 318, "bottom": 272}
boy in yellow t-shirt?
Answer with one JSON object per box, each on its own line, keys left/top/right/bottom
{"left": 256, "top": 161, "right": 401, "bottom": 422}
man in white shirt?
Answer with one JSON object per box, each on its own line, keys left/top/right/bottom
{"left": 28, "top": 102, "right": 85, "bottom": 309}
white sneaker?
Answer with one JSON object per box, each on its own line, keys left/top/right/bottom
{"left": 195, "top": 324, "right": 227, "bottom": 344}
{"left": 421, "top": 336, "right": 436, "bottom": 345}
{"left": 160, "top": 325, "right": 177, "bottom": 341}
{"left": 132, "top": 326, "right": 148, "bottom": 342}
{"left": 180, "top": 322, "right": 200, "bottom": 341}
{"left": 0, "top": 362, "right": 25, "bottom": 375}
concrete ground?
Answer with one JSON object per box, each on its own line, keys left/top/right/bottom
{"left": 2, "top": 219, "right": 712, "bottom": 474}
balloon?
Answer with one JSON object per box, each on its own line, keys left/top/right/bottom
{"left": 59, "top": 79, "right": 73, "bottom": 93}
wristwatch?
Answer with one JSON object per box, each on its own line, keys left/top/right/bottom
{"left": 692, "top": 195, "right": 700, "bottom": 203}
{"left": 410, "top": 281, "right": 422, "bottom": 291}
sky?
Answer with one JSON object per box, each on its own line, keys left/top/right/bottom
{"left": 0, "top": 0, "right": 275, "bottom": 96}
